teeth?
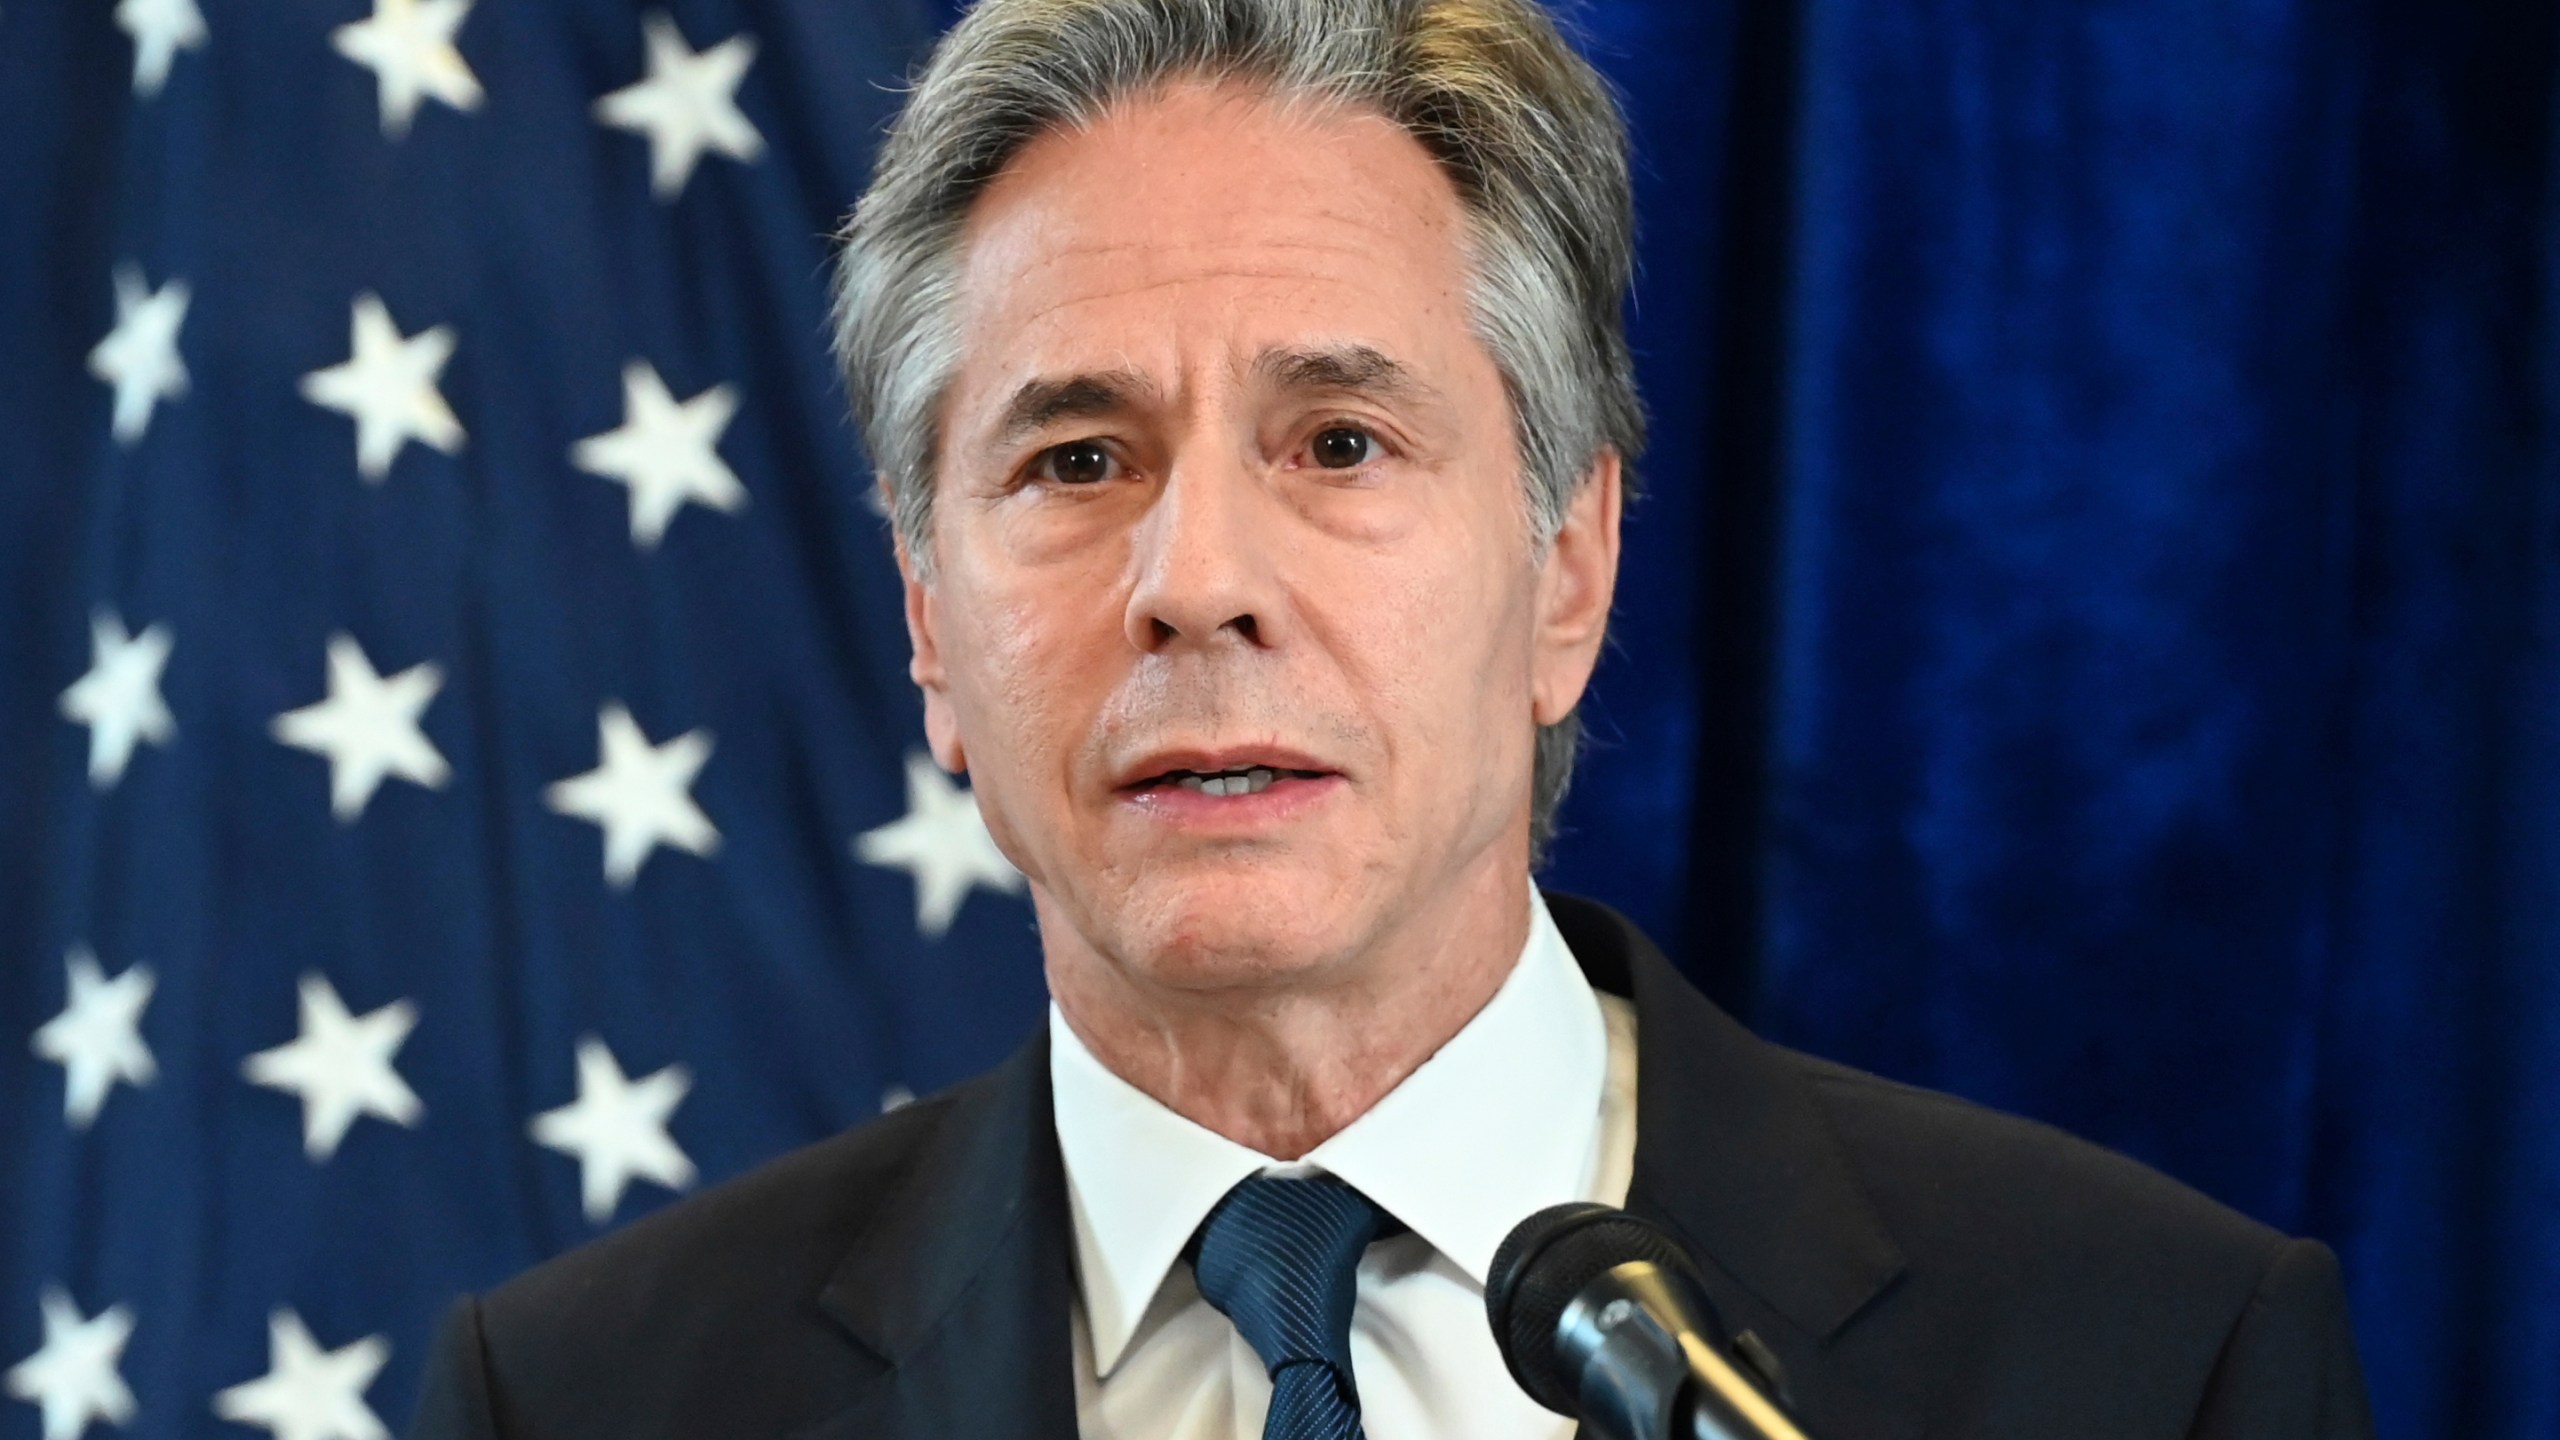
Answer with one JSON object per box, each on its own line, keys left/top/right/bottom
{"left": 1173, "top": 767, "right": 1282, "bottom": 797}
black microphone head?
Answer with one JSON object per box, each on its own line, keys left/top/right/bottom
{"left": 1485, "top": 1203, "right": 1719, "bottom": 1415}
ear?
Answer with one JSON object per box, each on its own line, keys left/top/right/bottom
{"left": 1530, "top": 449, "right": 1623, "bottom": 726}
{"left": 895, "top": 528, "right": 970, "bottom": 775}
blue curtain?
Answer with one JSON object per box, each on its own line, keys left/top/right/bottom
{"left": 1540, "top": 2, "right": 2560, "bottom": 1437}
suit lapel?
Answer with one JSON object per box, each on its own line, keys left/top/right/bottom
{"left": 1547, "top": 894, "right": 1919, "bottom": 1440}
{"left": 792, "top": 1033, "right": 1080, "bottom": 1440}
{"left": 790, "top": 898, "right": 1912, "bottom": 1440}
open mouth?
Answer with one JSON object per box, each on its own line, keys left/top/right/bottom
{"left": 1133, "top": 765, "right": 1332, "bottom": 798}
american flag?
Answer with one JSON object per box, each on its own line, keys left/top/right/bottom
{"left": 0, "top": 3, "right": 1060, "bottom": 1436}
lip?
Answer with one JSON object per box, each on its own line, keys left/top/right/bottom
{"left": 1111, "top": 744, "right": 1341, "bottom": 793}
{"left": 1110, "top": 743, "right": 1348, "bottom": 833}
{"left": 1118, "top": 770, "right": 1347, "bottom": 830}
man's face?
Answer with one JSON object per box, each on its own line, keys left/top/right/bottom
{"left": 904, "top": 82, "right": 1617, "bottom": 996}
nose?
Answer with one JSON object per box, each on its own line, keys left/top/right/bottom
{"left": 1123, "top": 452, "right": 1282, "bottom": 655}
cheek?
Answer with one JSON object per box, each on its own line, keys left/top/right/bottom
{"left": 939, "top": 564, "right": 1116, "bottom": 780}
{"left": 1327, "top": 521, "right": 1538, "bottom": 762}
{"left": 945, "top": 599, "right": 1054, "bottom": 753}
{"left": 929, "top": 593, "right": 1078, "bottom": 878}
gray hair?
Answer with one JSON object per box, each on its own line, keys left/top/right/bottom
{"left": 831, "top": 0, "right": 1643, "bottom": 854}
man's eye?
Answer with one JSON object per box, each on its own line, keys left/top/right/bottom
{"left": 1038, "top": 440, "right": 1115, "bottom": 486}
{"left": 1309, "top": 426, "right": 1381, "bottom": 470}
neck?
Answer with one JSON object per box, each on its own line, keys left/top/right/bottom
{"left": 1043, "top": 863, "right": 1533, "bottom": 1160}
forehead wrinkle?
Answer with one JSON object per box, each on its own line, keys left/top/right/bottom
{"left": 977, "top": 202, "right": 1439, "bottom": 310}
{"left": 1009, "top": 267, "right": 1373, "bottom": 332}
{"left": 1024, "top": 230, "right": 1416, "bottom": 266}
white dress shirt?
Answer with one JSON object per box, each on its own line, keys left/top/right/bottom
{"left": 1050, "top": 892, "right": 1641, "bottom": 1440}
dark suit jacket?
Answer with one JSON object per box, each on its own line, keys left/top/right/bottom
{"left": 409, "top": 895, "right": 2375, "bottom": 1439}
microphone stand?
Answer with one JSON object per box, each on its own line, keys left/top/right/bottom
{"left": 1554, "top": 1261, "right": 1812, "bottom": 1440}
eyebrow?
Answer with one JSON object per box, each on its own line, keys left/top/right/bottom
{"left": 990, "top": 368, "right": 1160, "bottom": 449}
{"left": 1252, "top": 343, "right": 1444, "bottom": 410}
{"left": 983, "top": 343, "right": 1446, "bottom": 454}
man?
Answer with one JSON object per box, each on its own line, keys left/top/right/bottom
{"left": 410, "top": 1, "right": 2375, "bottom": 1436}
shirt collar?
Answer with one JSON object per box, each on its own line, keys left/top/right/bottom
{"left": 1048, "top": 892, "right": 1610, "bottom": 1375}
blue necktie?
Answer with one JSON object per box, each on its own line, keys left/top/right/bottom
{"left": 1191, "top": 1174, "right": 1394, "bottom": 1440}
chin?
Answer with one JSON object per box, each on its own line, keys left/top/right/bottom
{"left": 1101, "top": 858, "right": 1370, "bottom": 994}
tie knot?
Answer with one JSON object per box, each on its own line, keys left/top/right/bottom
{"left": 1191, "top": 1174, "right": 1391, "bottom": 1385}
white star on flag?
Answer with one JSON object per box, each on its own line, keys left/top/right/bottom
{"left": 543, "top": 704, "right": 719, "bottom": 887}
{"left": 87, "top": 263, "right": 190, "bottom": 446}
{"left": 241, "top": 974, "right": 424, "bottom": 1163}
{"left": 211, "top": 1310, "right": 389, "bottom": 1440}
{"left": 271, "top": 633, "right": 451, "bottom": 821}
{"left": 856, "top": 752, "right": 1024, "bottom": 939}
{"left": 570, "top": 361, "right": 747, "bottom": 549}
{"left": 300, "top": 293, "right": 465, "bottom": 483}
{"left": 4, "top": 1288, "right": 137, "bottom": 1440}
{"left": 593, "top": 12, "right": 764, "bottom": 201}
{"left": 58, "top": 609, "right": 174, "bottom": 789}
{"left": 529, "top": 1036, "right": 697, "bottom": 1224}
{"left": 32, "top": 947, "right": 157, "bottom": 1131}
{"left": 331, "top": 0, "right": 482, "bottom": 139}
{"left": 116, "top": 0, "right": 206, "bottom": 97}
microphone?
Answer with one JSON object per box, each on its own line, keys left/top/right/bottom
{"left": 1485, "top": 1203, "right": 1813, "bottom": 1440}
